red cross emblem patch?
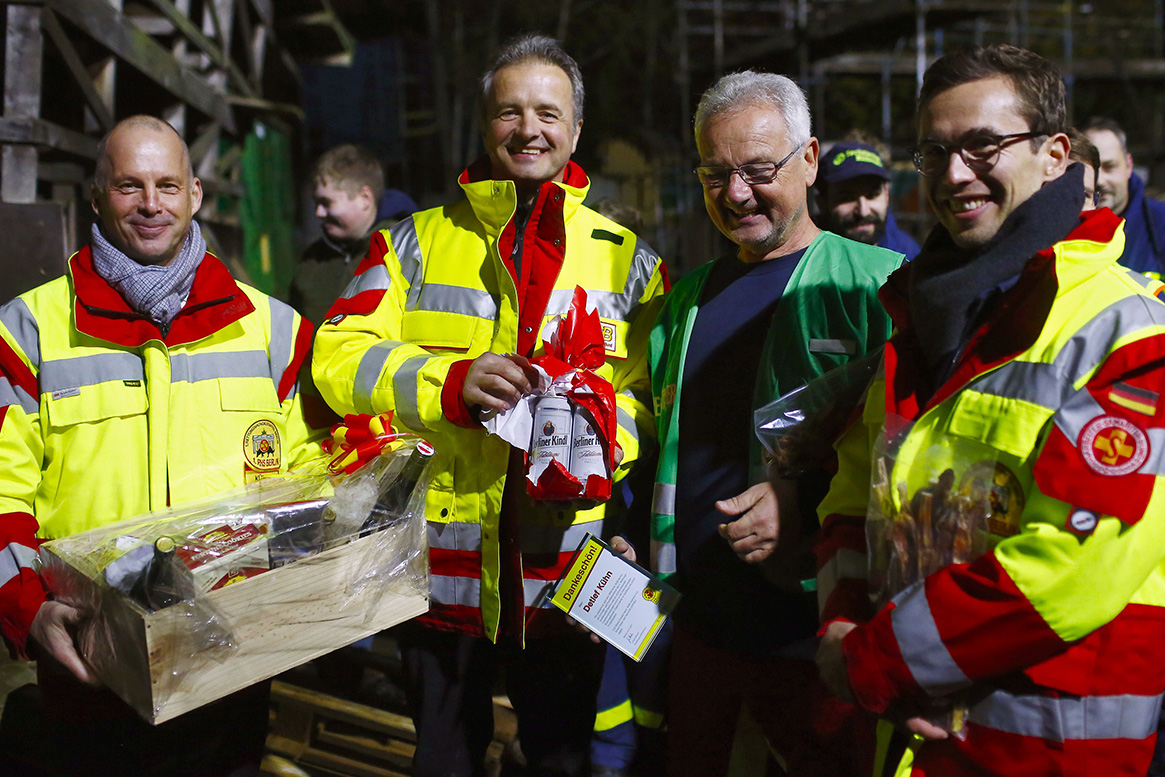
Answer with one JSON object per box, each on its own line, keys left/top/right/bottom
{"left": 1079, "top": 415, "right": 1150, "bottom": 476}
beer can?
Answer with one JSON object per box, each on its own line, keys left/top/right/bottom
{"left": 531, "top": 396, "right": 572, "bottom": 467}
{"left": 569, "top": 405, "right": 606, "bottom": 481}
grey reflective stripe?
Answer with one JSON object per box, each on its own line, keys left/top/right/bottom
{"left": 817, "top": 548, "right": 866, "bottom": 605}
{"left": 651, "top": 539, "right": 676, "bottom": 575}
{"left": 969, "top": 361, "right": 1066, "bottom": 409}
{"left": 1052, "top": 295, "right": 1165, "bottom": 385}
{"left": 524, "top": 578, "right": 557, "bottom": 608}
{"left": 428, "top": 522, "right": 483, "bottom": 552}
{"left": 393, "top": 354, "right": 432, "bottom": 432}
{"left": 340, "top": 264, "right": 390, "bottom": 300}
{"left": 628, "top": 239, "right": 661, "bottom": 302}
{"left": 40, "top": 352, "right": 143, "bottom": 392}
{"left": 808, "top": 339, "right": 856, "bottom": 355}
{"left": 268, "top": 298, "right": 296, "bottom": 388}
{"left": 429, "top": 574, "right": 481, "bottom": 608}
{"left": 0, "top": 376, "right": 37, "bottom": 414}
{"left": 1124, "top": 269, "right": 1159, "bottom": 290}
{"left": 352, "top": 341, "right": 403, "bottom": 415}
{"left": 169, "top": 351, "right": 270, "bottom": 384}
{"left": 652, "top": 482, "right": 675, "bottom": 516}
{"left": 970, "top": 295, "right": 1165, "bottom": 410}
{"left": 389, "top": 218, "right": 424, "bottom": 311}
{"left": 1140, "top": 428, "right": 1165, "bottom": 476}
{"left": 521, "top": 519, "right": 603, "bottom": 555}
{"left": 1054, "top": 385, "right": 1107, "bottom": 441}
{"left": 968, "top": 689, "right": 1163, "bottom": 742}
{"left": 413, "top": 283, "right": 498, "bottom": 319}
{"left": 0, "top": 297, "right": 39, "bottom": 366}
{"left": 890, "top": 581, "right": 972, "bottom": 696}
{"left": 0, "top": 542, "right": 38, "bottom": 589}
{"left": 547, "top": 288, "right": 638, "bottom": 324}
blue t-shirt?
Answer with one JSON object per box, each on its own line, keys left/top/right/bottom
{"left": 673, "top": 248, "right": 819, "bottom": 653}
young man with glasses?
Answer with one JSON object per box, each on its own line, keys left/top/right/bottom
{"left": 648, "top": 70, "right": 902, "bottom": 776}
{"left": 816, "top": 44, "right": 1165, "bottom": 776}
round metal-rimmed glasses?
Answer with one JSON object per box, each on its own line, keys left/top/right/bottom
{"left": 695, "top": 142, "right": 805, "bottom": 188}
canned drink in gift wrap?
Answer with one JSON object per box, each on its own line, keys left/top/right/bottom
{"left": 569, "top": 405, "right": 606, "bottom": 481}
{"left": 531, "top": 396, "right": 572, "bottom": 468}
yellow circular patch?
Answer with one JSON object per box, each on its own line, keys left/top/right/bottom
{"left": 959, "top": 460, "right": 1024, "bottom": 537}
{"left": 243, "top": 419, "right": 281, "bottom": 472}
{"left": 642, "top": 586, "right": 661, "bottom": 604}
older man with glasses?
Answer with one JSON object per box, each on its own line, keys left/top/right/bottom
{"left": 816, "top": 44, "right": 1165, "bottom": 776}
{"left": 647, "top": 70, "right": 903, "bottom": 776}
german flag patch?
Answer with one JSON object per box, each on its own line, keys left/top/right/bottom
{"left": 1108, "top": 382, "right": 1159, "bottom": 416}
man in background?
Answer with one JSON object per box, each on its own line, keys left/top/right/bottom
{"left": 1083, "top": 116, "right": 1165, "bottom": 276}
{"left": 290, "top": 144, "right": 414, "bottom": 326}
{"left": 1067, "top": 127, "right": 1100, "bottom": 212}
{"left": 816, "top": 138, "right": 920, "bottom": 260}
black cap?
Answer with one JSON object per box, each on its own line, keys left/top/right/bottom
{"left": 819, "top": 142, "right": 891, "bottom": 184}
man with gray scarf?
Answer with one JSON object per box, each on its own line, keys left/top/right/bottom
{"left": 0, "top": 116, "right": 323, "bottom": 776}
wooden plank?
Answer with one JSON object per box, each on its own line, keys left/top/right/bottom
{"left": 0, "top": 203, "right": 68, "bottom": 299}
{"left": 48, "top": 0, "right": 236, "bottom": 133}
{"left": 247, "top": 0, "right": 273, "bottom": 27}
{"left": 3, "top": 4, "right": 44, "bottom": 204}
{"left": 0, "top": 118, "right": 99, "bottom": 159}
{"left": 140, "top": 0, "right": 256, "bottom": 98}
{"left": 41, "top": 9, "right": 115, "bottom": 131}
{"left": 269, "top": 681, "right": 418, "bottom": 740}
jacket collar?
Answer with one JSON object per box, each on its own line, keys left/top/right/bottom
{"left": 458, "top": 158, "right": 590, "bottom": 237}
{"left": 71, "top": 244, "right": 255, "bottom": 348}
{"left": 880, "top": 206, "right": 1125, "bottom": 417}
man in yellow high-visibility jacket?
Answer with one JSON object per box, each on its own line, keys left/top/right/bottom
{"left": 0, "top": 116, "right": 323, "bottom": 776}
{"left": 312, "top": 34, "right": 668, "bottom": 777}
{"left": 815, "top": 45, "right": 1165, "bottom": 776}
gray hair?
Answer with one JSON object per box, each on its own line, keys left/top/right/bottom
{"left": 94, "top": 115, "right": 193, "bottom": 191}
{"left": 480, "top": 34, "right": 585, "bottom": 124}
{"left": 694, "top": 70, "right": 811, "bottom": 148}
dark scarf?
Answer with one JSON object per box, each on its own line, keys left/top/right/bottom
{"left": 908, "top": 163, "right": 1084, "bottom": 384}
{"left": 90, "top": 221, "right": 206, "bottom": 328}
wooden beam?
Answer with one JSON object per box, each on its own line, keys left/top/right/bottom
{"left": 0, "top": 118, "right": 99, "bottom": 159}
{"left": 48, "top": 0, "right": 236, "bottom": 133}
{"left": 139, "top": 0, "right": 256, "bottom": 98}
{"left": 41, "top": 9, "right": 115, "bottom": 132}
{"left": 3, "top": 4, "right": 44, "bottom": 203}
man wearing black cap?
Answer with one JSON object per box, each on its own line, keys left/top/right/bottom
{"left": 816, "top": 141, "right": 920, "bottom": 260}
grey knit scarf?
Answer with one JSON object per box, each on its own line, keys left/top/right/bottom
{"left": 90, "top": 221, "right": 206, "bottom": 328}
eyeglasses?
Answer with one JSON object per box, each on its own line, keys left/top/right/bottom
{"left": 695, "top": 143, "right": 804, "bottom": 188}
{"left": 911, "top": 131, "right": 1047, "bottom": 177}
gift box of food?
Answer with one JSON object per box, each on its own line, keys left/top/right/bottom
{"left": 38, "top": 427, "right": 432, "bottom": 725}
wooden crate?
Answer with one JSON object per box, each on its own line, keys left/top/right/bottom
{"left": 40, "top": 528, "right": 429, "bottom": 725}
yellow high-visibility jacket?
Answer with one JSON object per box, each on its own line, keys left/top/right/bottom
{"left": 818, "top": 208, "right": 1165, "bottom": 775}
{"left": 313, "top": 160, "right": 669, "bottom": 642}
{"left": 0, "top": 247, "right": 323, "bottom": 656}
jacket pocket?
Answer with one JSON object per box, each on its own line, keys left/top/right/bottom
{"left": 945, "top": 389, "right": 1052, "bottom": 461}
{"left": 401, "top": 310, "right": 478, "bottom": 353}
{"left": 219, "top": 377, "right": 282, "bottom": 412}
{"left": 45, "top": 381, "right": 148, "bottom": 427}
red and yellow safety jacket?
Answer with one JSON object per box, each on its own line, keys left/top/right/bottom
{"left": 817, "top": 209, "right": 1165, "bottom": 775}
{"left": 0, "top": 248, "right": 323, "bottom": 656}
{"left": 312, "top": 160, "right": 668, "bottom": 642}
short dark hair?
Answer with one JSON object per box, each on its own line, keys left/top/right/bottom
{"left": 1066, "top": 127, "right": 1101, "bottom": 171}
{"left": 919, "top": 45, "right": 1066, "bottom": 138}
{"left": 1081, "top": 116, "right": 1129, "bottom": 154}
{"left": 480, "top": 34, "right": 585, "bottom": 124}
{"left": 312, "top": 144, "right": 385, "bottom": 202}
